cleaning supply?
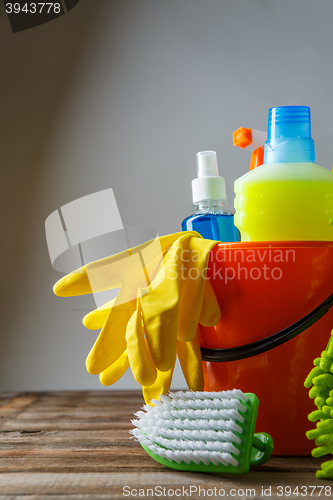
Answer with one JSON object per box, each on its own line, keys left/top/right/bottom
{"left": 305, "top": 329, "right": 333, "bottom": 479}
{"left": 234, "top": 106, "right": 333, "bottom": 241}
{"left": 233, "top": 127, "right": 266, "bottom": 171}
{"left": 53, "top": 231, "right": 220, "bottom": 403}
{"left": 182, "top": 151, "right": 240, "bottom": 241}
{"left": 131, "top": 389, "right": 274, "bottom": 473}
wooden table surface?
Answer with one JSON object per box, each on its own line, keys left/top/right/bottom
{"left": 0, "top": 391, "right": 331, "bottom": 499}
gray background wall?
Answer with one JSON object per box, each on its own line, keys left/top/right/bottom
{"left": 1, "top": 0, "right": 333, "bottom": 391}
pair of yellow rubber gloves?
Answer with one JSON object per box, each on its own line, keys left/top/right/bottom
{"left": 53, "top": 231, "right": 220, "bottom": 403}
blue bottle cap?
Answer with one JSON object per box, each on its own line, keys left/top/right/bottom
{"left": 264, "top": 106, "right": 315, "bottom": 164}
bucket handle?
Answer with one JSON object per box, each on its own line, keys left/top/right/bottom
{"left": 200, "top": 293, "right": 333, "bottom": 363}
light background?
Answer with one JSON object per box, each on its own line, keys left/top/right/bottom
{"left": 1, "top": 0, "right": 333, "bottom": 391}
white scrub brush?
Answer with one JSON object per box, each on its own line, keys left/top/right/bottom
{"left": 131, "top": 389, "right": 273, "bottom": 473}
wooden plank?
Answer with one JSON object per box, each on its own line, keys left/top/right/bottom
{"left": 0, "top": 391, "right": 143, "bottom": 433}
{"left": 0, "top": 429, "right": 133, "bottom": 443}
{"left": 0, "top": 393, "right": 18, "bottom": 406}
{"left": 0, "top": 455, "right": 323, "bottom": 474}
{"left": 0, "top": 391, "right": 331, "bottom": 500}
{"left": 0, "top": 420, "right": 133, "bottom": 431}
{"left": 16, "top": 411, "right": 136, "bottom": 421}
{"left": 0, "top": 394, "right": 39, "bottom": 419}
{"left": 0, "top": 470, "right": 332, "bottom": 499}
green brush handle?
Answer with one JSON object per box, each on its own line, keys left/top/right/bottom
{"left": 250, "top": 433, "right": 274, "bottom": 466}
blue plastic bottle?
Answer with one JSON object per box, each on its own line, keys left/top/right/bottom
{"left": 182, "top": 151, "right": 240, "bottom": 242}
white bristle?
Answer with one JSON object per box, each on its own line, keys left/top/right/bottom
{"left": 170, "top": 408, "right": 244, "bottom": 422}
{"left": 166, "top": 397, "right": 246, "bottom": 412}
{"left": 170, "top": 390, "right": 248, "bottom": 403}
{"left": 132, "top": 417, "right": 243, "bottom": 434}
{"left": 134, "top": 426, "right": 242, "bottom": 448}
{"left": 141, "top": 432, "right": 240, "bottom": 454}
{"left": 131, "top": 389, "right": 249, "bottom": 467}
{"left": 131, "top": 429, "right": 239, "bottom": 467}
{"left": 134, "top": 408, "right": 244, "bottom": 425}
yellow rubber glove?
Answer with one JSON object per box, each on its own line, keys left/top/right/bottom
{"left": 99, "top": 350, "right": 130, "bottom": 386}
{"left": 54, "top": 231, "right": 190, "bottom": 377}
{"left": 53, "top": 231, "right": 220, "bottom": 403}
{"left": 176, "top": 330, "right": 204, "bottom": 391}
{"left": 101, "top": 296, "right": 214, "bottom": 403}
{"left": 139, "top": 232, "right": 191, "bottom": 372}
{"left": 141, "top": 329, "right": 204, "bottom": 405}
{"left": 53, "top": 232, "right": 187, "bottom": 298}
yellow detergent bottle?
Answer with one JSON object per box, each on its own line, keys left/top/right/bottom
{"left": 234, "top": 106, "right": 333, "bottom": 241}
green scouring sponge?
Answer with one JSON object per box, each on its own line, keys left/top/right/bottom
{"left": 305, "top": 329, "right": 333, "bottom": 479}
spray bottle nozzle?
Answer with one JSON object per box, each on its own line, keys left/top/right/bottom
{"left": 192, "top": 151, "right": 227, "bottom": 204}
{"left": 196, "top": 151, "right": 219, "bottom": 178}
{"left": 233, "top": 128, "right": 267, "bottom": 171}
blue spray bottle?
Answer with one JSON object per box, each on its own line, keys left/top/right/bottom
{"left": 182, "top": 151, "right": 240, "bottom": 241}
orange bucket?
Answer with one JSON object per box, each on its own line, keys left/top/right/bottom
{"left": 201, "top": 241, "right": 333, "bottom": 455}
